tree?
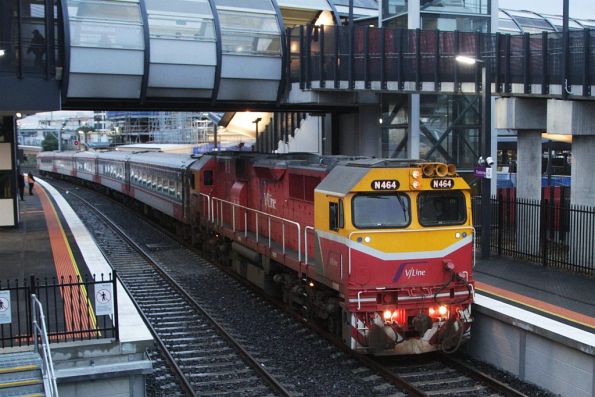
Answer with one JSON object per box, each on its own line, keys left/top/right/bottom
{"left": 41, "top": 133, "right": 58, "bottom": 151}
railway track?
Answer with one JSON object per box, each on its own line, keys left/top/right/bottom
{"left": 50, "top": 178, "right": 543, "bottom": 397}
{"left": 63, "top": 189, "right": 291, "bottom": 397}
{"left": 365, "top": 354, "right": 529, "bottom": 397}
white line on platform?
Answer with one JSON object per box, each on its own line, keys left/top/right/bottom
{"left": 475, "top": 293, "right": 595, "bottom": 348}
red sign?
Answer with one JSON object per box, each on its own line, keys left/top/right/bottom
{"left": 74, "top": 140, "right": 79, "bottom": 146}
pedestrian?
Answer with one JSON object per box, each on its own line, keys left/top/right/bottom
{"left": 27, "top": 29, "right": 45, "bottom": 70}
{"left": 17, "top": 172, "right": 25, "bottom": 200}
{"left": 27, "top": 172, "right": 35, "bottom": 195}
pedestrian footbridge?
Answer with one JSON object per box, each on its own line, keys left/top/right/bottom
{"left": 0, "top": 1, "right": 594, "bottom": 112}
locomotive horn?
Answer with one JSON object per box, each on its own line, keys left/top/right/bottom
{"left": 435, "top": 164, "right": 448, "bottom": 177}
{"left": 447, "top": 164, "right": 457, "bottom": 176}
{"left": 422, "top": 164, "right": 435, "bottom": 177}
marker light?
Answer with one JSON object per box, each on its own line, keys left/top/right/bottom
{"left": 438, "top": 305, "right": 448, "bottom": 316}
{"left": 383, "top": 310, "right": 392, "bottom": 321}
{"left": 429, "top": 307, "right": 436, "bottom": 316}
{"left": 411, "top": 180, "right": 421, "bottom": 189}
{"left": 309, "top": 282, "right": 315, "bottom": 287}
{"left": 364, "top": 236, "right": 371, "bottom": 243}
{"left": 411, "top": 170, "right": 421, "bottom": 179}
{"left": 455, "top": 232, "right": 461, "bottom": 239}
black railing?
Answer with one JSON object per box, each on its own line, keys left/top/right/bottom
{"left": 0, "top": 272, "right": 119, "bottom": 348}
{"left": 288, "top": 25, "right": 595, "bottom": 96}
{"left": 474, "top": 195, "right": 595, "bottom": 276}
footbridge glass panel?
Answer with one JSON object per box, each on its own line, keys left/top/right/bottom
{"left": 64, "top": 0, "right": 145, "bottom": 98}
{"left": 145, "top": 0, "right": 216, "bottom": 98}
{"left": 213, "top": 0, "right": 282, "bottom": 101}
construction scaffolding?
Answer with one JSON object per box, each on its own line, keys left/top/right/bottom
{"left": 108, "top": 112, "right": 213, "bottom": 144}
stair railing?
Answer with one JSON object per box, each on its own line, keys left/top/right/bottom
{"left": 31, "top": 294, "right": 59, "bottom": 397}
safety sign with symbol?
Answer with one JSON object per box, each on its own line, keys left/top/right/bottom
{"left": 95, "top": 283, "right": 114, "bottom": 316}
{"left": 0, "top": 291, "right": 11, "bottom": 324}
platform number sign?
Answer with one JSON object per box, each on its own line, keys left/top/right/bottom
{"left": 95, "top": 283, "right": 114, "bottom": 316}
{"left": 431, "top": 179, "right": 454, "bottom": 189}
{"left": 0, "top": 290, "right": 11, "bottom": 324}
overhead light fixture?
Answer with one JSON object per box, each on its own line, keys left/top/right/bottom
{"left": 455, "top": 55, "right": 481, "bottom": 65}
{"left": 0, "top": 49, "right": 5, "bottom": 57}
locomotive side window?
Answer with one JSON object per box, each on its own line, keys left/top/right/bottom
{"left": 329, "top": 202, "right": 339, "bottom": 231}
{"left": 352, "top": 194, "right": 410, "bottom": 229}
{"left": 418, "top": 191, "right": 466, "bottom": 226}
{"left": 204, "top": 170, "right": 213, "bottom": 186}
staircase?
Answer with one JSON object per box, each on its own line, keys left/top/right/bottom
{"left": 0, "top": 351, "right": 44, "bottom": 397}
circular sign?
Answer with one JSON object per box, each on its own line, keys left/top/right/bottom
{"left": 96, "top": 289, "right": 111, "bottom": 303}
{"left": 74, "top": 140, "right": 80, "bottom": 146}
{"left": 0, "top": 297, "right": 9, "bottom": 312}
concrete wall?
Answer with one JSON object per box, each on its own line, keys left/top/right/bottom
{"left": 466, "top": 302, "right": 595, "bottom": 397}
{"left": 52, "top": 339, "right": 153, "bottom": 397}
{"left": 277, "top": 114, "right": 322, "bottom": 153}
{"left": 335, "top": 105, "right": 382, "bottom": 157}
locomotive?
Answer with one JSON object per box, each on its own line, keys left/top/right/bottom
{"left": 38, "top": 150, "right": 475, "bottom": 355}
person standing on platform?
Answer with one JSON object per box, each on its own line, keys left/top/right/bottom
{"left": 17, "top": 172, "right": 25, "bottom": 200}
{"left": 27, "top": 172, "right": 35, "bottom": 195}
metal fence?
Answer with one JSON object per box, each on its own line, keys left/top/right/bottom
{"left": 474, "top": 194, "right": 595, "bottom": 276}
{"left": 287, "top": 25, "right": 594, "bottom": 96}
{"left": 0, "top": 272, "right": 118, "bottom": 348}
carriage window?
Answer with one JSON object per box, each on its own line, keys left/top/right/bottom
{"left": 352, "top": 194, "right": 410, "bottom": 229}
{"left": 418, "top": 191, "right": 466, "bottom": 226}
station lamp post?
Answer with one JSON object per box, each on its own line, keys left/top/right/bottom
{"left": 456, "top": 55, "right": 492, "bottom": 259}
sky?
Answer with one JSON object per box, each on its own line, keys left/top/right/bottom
{"left": 498, "top": 0, "right": 594, "bottom": 19}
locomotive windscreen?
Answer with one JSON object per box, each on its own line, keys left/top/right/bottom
{"left": 352, "top": 193, "right": 410, "bottom": 228}
{"left": 418, "top": 191, "right": 467, "bottom": 226}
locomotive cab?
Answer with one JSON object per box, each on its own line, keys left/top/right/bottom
{"left": 313, "top": 160, "right": 474, "bottom": 354}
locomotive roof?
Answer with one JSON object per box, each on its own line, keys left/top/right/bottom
{"left": 315, "top": 165, "right": 370, "bottom": 197}
{"left": 315, "top": 159, "right": 435, "bottom": 197}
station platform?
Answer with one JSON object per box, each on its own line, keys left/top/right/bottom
{"left": 0, "top": 176, "right": 152, "bottom": 397}
{"left": 474, "top": 256, "right": 595, "bottom": 335}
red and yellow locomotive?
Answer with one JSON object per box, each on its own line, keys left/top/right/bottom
{"left": 189, "top": 152, "right": 474, "bottom": 354}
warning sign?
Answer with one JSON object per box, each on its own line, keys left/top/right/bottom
{"left": 95, "top": 283, "right": 114, "bottom": 316}
{"left": 0, "top": 290, "right": 11, "bottom": 324}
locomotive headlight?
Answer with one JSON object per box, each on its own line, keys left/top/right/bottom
{"left": 364, "top": 236, "right": 371, "bottom": 243}
{"left": 429, "top": 307, "right": 436, "bottom": 316}
{"left": 410, "top": 169, "right": 422, "bottom": 190}
{"left": 455, "top": 232, "right": 461, "bottom": 239}
{"left": 438, "top": 305, "right": 448, "bottom": 316}
{"left": 383, "top": 310, "right": 392, "bottom": 321}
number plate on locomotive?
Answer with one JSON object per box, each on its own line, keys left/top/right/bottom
{"left": 371, "top": 180, "right": 400, "bottom": 190}
{"left": 431, "top": 178, "right": 454, "bottom": 189}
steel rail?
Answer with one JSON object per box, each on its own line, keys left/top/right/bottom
{"left": 65, "top": 189, "right": 292, "bottom": 397}
{"left": 438, "top": 355, "right": 529, "bottom": 397}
